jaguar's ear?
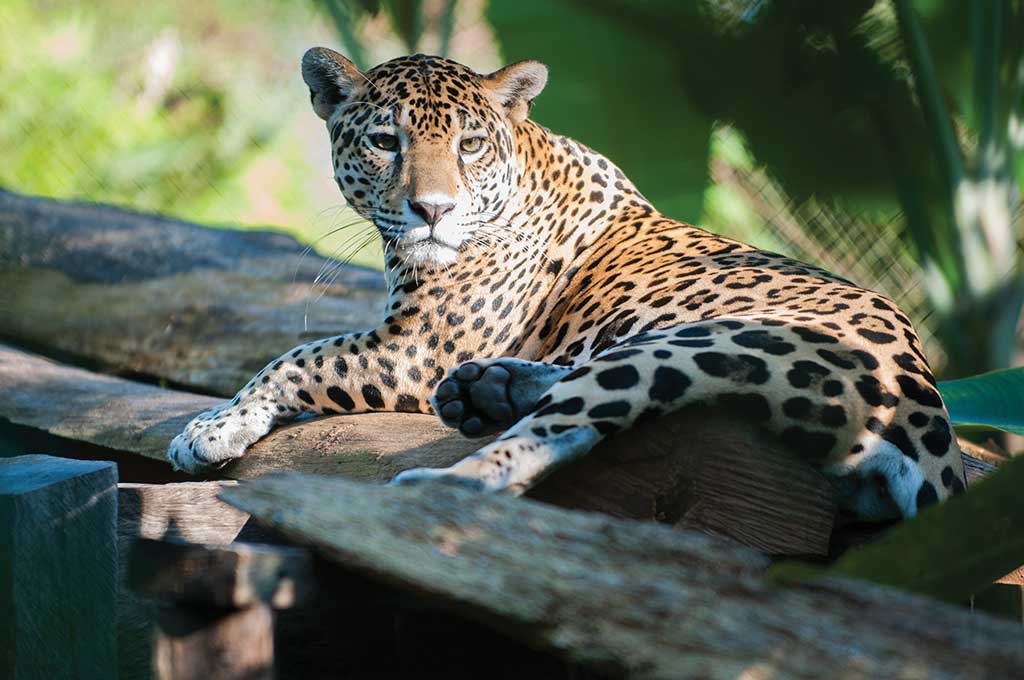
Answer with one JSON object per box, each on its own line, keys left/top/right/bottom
{"left": 482, "top": 60, "right": 548, "bottom": 123}
{"left": 301, "top": 47, "right": 364, "bottom": 121}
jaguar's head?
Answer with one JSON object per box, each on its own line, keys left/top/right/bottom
{"left": 302, "top": 48, "right": 548, "bottom": 266}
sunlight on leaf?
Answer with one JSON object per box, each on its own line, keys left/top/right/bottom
{"left": 939, "top": 367, "right": 1024, "bottom": 436}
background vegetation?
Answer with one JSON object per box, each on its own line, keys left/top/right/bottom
{"left": 2, "top": 0, "right": 1021, "bottom": 386}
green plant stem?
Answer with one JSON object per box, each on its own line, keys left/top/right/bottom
{"left": 894, "top": 0, "right": 965, "bottom": 193}
{"left": 321, "top": 0, "right": 368, "bottom": 70}
{"left": 439, "top": 0, "right": 456, "bottom": 58}
{"left": 971, "top": 1, "right": 1001, "bottom": 167}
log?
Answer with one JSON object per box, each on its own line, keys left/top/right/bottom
{"left": 0, "top": 455, "right": 118, "bottom": 679}
{"left": 0, "top": 188, "right": 384, "bottom": 395}
{"left": 221, "top": 474, "right": 1024, "bottom": 680}
{"left": 0, "top": 342, "right": 995, "bottom": 558}
{"left": 1, "top": 343, "right": 837, "bottom": 554}
{"left": 0, "top": 342, "right": 480, "bottom": 478}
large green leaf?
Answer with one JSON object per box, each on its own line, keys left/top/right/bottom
{"left": 938, "top": 367, "right": 1024, "bottom": 436}
{"left": 772, "top": 453, "right": 1024, "bottom": 604}
{"left": 487, "top": 0, "right": 713, "bottom": 223}
{"left": 571, "top": 0, "right": 936, "bottom": 214}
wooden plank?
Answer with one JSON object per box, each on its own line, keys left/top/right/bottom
{"left": 0, "top": 188, "right": 384, "bottom": 395}
{"left": 0, "top": 455, "right": 118, "bottom": 679}
{"left": 4, "top": 343, "right": 837, "bottom": 554}
{"left": 0, "top": 343, "right": 480, "bottom": 478}
{"left": 118, "top": 481, "right": 252, "bottom": 545}
{"left": 221, "top": 473, "right": 1024, "bottom": 680}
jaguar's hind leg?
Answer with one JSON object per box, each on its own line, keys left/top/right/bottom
{"left": 393, "top": 321, "right": 960, "bottom": 518}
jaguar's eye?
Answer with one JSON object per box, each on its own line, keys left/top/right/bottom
{"left": 459, "top": 137, "right": 485, "bottom": 155}
{"left": 369, "top": 133, "right": 399, "bottom": 152}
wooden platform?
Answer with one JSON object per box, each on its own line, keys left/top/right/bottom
{"left": 2, "top": 190, "right": 1021, "bottom": 679}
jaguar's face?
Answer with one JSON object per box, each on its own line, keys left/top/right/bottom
{"left": 302, "top": 49, "right": 548, "bottom": 266}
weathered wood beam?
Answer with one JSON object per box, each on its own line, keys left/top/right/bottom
{"left": 0, "top": 343, "right": 997, "bottom": 557}
{"left": 221, "top": 473, "right": 1024, "bottom": 680}
{"left": 0, "top": 188, "right": 385, "bottom": 395}
{"left": 0, "top": 455, "right": 118, "bottom": 679}
{"left": 2, "top": 343, "right": 838, "bottom": 554}
{"left": 0, "top": 342, "right": 481, "bottom": 478}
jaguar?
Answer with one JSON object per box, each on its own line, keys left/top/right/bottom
{"left": 168, "top": 47, "right": 966, "bottom": 520}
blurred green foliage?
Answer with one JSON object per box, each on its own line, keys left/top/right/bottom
{"left": 2, "top": 0, "right": 1021, "bottom": 380}
{"left": 0, "top": 0, "right": 274, "bottom": 221}
{"left": 0, "top": 0, "right": 382, "bottom": 267}
{"left": 488, "top": 0, "right": 1024, "bottom": 379}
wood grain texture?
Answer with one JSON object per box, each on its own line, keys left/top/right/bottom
{"left": 117, "top": 482, "right": 266, "bottom": 680}
{"left": 1, "top": 343, "right": 994, "bottom": 558}
{"left": 0, "top": 188, "right": 384, "bottom": 396}
{"left": 222, "top": 473, "right": 1024, "bottom": 680}
{"left": 151, "top": 604, "right": 275, "bottom": 680}
{"left": 0, "top": 342, "right": 481, "bottom": 477}
{"left": 0, "top": 455, "right": 118, "bottom": 679}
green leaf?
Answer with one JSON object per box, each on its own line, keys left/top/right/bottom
{"left": 488, "top": 0, "right": 712, "bottom": 223}
{"left": 772, "top": 454, "right": 1024, "bottom": 604}
{"left": 938, "top": 367, "right": 1024, "bottom": 436}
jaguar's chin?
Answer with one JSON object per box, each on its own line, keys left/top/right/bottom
{"left": 396, "top": 237, "right": 461, "bottom": 267}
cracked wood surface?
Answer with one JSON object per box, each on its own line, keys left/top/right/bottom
{"left": 1, "top": 189, "right": 385, "bottom": 395}
{"left": 221, "top": 473, "right": 1024, "bottom": 680}
{"left": 1, "top": 342, "right": 841, "bottom": 554}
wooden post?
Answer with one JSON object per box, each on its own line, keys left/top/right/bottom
{"left": 117, "top": 482, "right": 267, "bottom": 680}
{"left": 0, "top": 454, "right": 118, "bottom": 679}
{"left": 128, "top": 538, "right": 313, "bottom": 680}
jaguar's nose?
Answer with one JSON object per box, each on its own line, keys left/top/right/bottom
{"left": 408, "top": 199, "right": 456, "bottom": 226}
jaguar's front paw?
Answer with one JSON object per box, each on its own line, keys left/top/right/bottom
{"left": 167, "top": 403, "right": 275, "bottom": 474}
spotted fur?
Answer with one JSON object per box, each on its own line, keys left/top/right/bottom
{"left": 168, "top": 48, "right": 966, "bottom": 520}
